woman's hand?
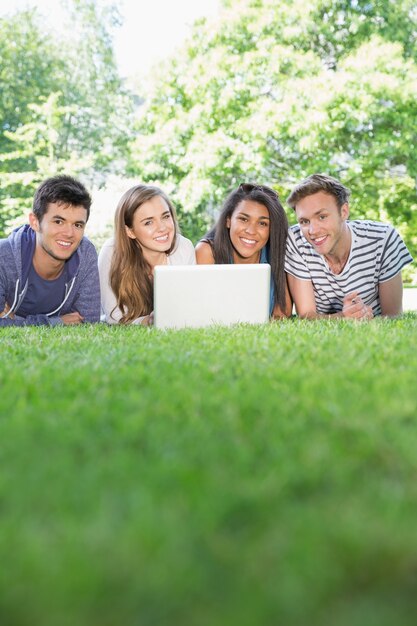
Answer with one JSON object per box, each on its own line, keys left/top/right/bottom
{"left": 141, "top": 311, "right": 154, "bottom": 326}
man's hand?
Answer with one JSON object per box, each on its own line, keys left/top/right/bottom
{"left": 342, "top": 292, "right": 373, "bottom": 320}
{"left": 60, "top": 312, "right": 84, "bottom": 325}
{"left": 0, "top": 303, "right": 14, "bottom": 319}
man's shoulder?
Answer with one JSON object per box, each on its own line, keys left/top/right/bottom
{"left": 288, "top": 224, "right": 302, "bottom": 239}
{"left": 78, "top": 236, "right": 98, "bottom": 260}
{"left": 0, "top": 225, "right": 25, "bottom": 257}
{"left": 349, "top": 220, "right": 394, "bottom": 239}
{"left": 0, "top": 236, "right": 13, "bottom": 257}
{"left": 0, "top": 235, "right": 17, "bottom": 272}
{"left": 287, "top": 224, "right": 310, "bottom": 250}
{"left": 70, "top": 237, "right": 98, "bottom": 279}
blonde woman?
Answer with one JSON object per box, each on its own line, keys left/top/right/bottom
{"left": 98, "top": 185, "right": 195, "bottom": 325}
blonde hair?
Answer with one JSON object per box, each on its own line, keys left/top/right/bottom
{"left": 110, "top": 185, "right": 178, "bottom": 323}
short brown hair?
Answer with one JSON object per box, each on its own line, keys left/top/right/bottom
{"left": 287, "top": 174, "right": 350, "bottom": 210}
{"left": 33, "top": 175, "right": 91, "bottom": 221}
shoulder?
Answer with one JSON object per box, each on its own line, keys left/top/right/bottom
{"left": 349, "top": 220, "right": 394, "bottom": 241}
{"left": 349, "top": 220, "right": 405, "bottom": 255}
{"left": 349, "top": 219, "right": 412, "bottom": 266}
{"left": 0, "top": 226, "right": 25, "bottom": 258}
{"left": 174, "top": 234, "right": 194, "bottom": 251}
{"left": 0, "top": 239, "right": 14, "bottom": 285}
{"left": 170, "top": 234, "right": 196, "bottom": 264}
{"left": 286, "top": 224, "right": 310, "bottom": 253}
{"left": 97, "top": 237, "right": 116, "bottom": 264}
{"left": 72, "top": 238, "right": 98, "bottom": 283}
{"left": 98, "top": 237, "right": 115, "bottom": 257}
{"left": 78, "top": 236, "right": 98, "bottom": 259}
{"left": 0, "top": 235, "right": 18, "bottom": 278}
{"left": 195, "top": 240, "right": 215, "bottom": 264}
{"left": 287, "top": 224, "right": 305, "bottom": 243}
{"left": 0, "top": 237, "right": 13, "bottom": 259}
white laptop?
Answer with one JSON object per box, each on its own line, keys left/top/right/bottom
{"left": 154, "top": 264, "right": 271, "bottom": 329}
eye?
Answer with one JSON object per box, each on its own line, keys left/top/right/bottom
{"left": 299, "top": 219, "right": 308, "bottom": 226}
{"left": 319, "top": 214, "right": 327, "bottom": 220}
{"left": 238, "top": 216, "right": 247, "bottom": 222}
{"left": 144, "top": 220, "right": 152, "bottom": 226}
{"left": 54, "top": 219, "right": 64, "bottom": 225}
{"left": 259, "top": 221, "right": 269, "bottom": 227}
{"left": 163, "top": 213, "right": 171, "bottom": 220}
{"left": 75, "top": 223, "right": 85, "bottom": 229}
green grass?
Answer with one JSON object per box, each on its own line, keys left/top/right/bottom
{"left": 1, "top": 316, "right": 417, "bottom": 626}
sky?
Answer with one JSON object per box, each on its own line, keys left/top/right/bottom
{"left": 0, "top": 0, "right": 220, "bottom": 77}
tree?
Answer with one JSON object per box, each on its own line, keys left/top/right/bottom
{"left": 129, "top": 0, "right": 417, "bottom": 279}
{"left": 1, "top": 93, "right": 96, "bottom": 231}
{"left": 0, "top": 1, "right": 134, "bottom": 235}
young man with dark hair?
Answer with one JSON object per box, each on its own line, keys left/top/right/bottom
{"left": 0, "top": 175, "right": 100, "bottom": 326}
{"left": 285, "top": 174, "right": 413, "bottom": 319}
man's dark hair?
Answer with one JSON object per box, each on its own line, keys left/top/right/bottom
{"left": 32, "top": 175, "right": 92, "bottom": 221}
{"left": 287, "top": 174, "right": 351, "bottom": 210}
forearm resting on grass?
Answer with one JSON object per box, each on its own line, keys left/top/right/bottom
{"left": 60, "top": 312, "right": 84, "bottom": 325}
{"left": 378, "top": 273, "right": 404, "bottom": 317}
{"left": 287, "top": 275, "right": 373, "bottom": 320}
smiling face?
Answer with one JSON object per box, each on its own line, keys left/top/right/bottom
{"left": 29, "top": 201, "right": 87, "bottom": 263}
{"left": 126, "top": 195, "right": 175, "bottom": 260}
{"left": 226, "top": 200, "right": 270, "bottom": 263}
{"left": 295, "top": 191, "right": 350, "bottom": 259}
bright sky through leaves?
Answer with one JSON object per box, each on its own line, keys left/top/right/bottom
{"left": 0, "top": 0, "right": 220, "bottom": 77}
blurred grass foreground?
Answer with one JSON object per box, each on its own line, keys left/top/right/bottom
{"left": 1, "top": 316, "right": 417, "bottom": 626}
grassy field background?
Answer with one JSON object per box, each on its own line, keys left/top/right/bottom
{"left": 1, "top": 316, "right": 417, "bottom": 626}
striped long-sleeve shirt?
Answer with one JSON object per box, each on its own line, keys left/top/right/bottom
{"left": 285, "top": 220, "right": 413, "bottom": 316}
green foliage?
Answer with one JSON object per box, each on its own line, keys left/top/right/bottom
{"left": 130, "top": 0, "right": 417, "bottom": 274}
{"left": 1, "top": 93, "right": 94, "bottom": 232}
{"left": 1, "top": 317, "right": 417, "bottom": 625}
{"left": 0, "top": 10, "right": 64, "bottom": 142}
{"left": 0, "top": 10, "right": 64, "bottom": 231}
{"left": 0, "top": 1, "right": 135, "bottom": 235}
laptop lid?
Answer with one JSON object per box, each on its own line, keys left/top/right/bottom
{"left": 154, "top": 264, "right": 271, "bottom": 329}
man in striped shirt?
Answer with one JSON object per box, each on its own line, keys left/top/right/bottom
{"left": 285, "top": 174, "right": 413, "bottom": 319}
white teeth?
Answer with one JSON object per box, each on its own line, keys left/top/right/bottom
{"left": 57, "top": 241, "right": 71, "bottom": 247}
{"left": 241, "top": 238, "right": 256, "bottom": 244}
{"left": 155, "top": 235, "right": 168, "bottom": 242}
{"left": 313, "top": 236, "right": 326, "bottom": 243}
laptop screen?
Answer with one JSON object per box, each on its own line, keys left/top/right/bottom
{"left": 154, "top": 264, "right": 271, "bottom": 329}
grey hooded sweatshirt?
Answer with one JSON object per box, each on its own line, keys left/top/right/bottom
{"left": 0, "top": 224, "right": 100, "bottom": 326}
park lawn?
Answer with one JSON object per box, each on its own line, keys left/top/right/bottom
{"left": 1, "top": 315, "right": 417, "bottom": 626}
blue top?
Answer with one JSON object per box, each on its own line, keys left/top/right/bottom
{"left": 0, "top": 224, "right": 101, "bottom": 326}
{"left": 15, "top": 263, "right": 70, "bottom": 317}
{"left": 260, "top": 246, "right": 275, "bottom": 316}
